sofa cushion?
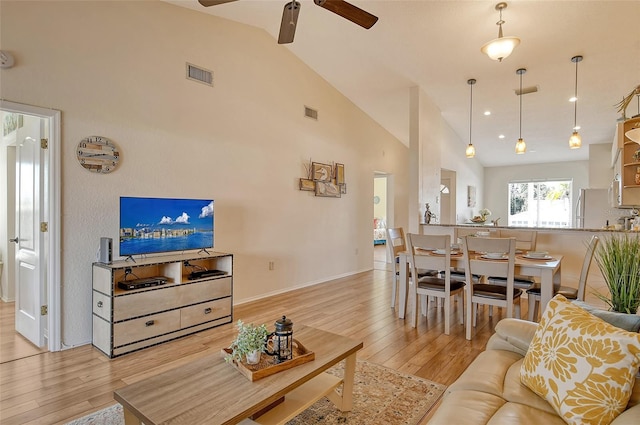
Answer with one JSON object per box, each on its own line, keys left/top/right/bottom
{"left": 521, "top": 295, "right": 640, "bottom": 425}
{"left": 571, "top": 300, "right": 640, "bottom": 332}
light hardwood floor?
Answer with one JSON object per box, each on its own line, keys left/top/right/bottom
{"left": 0, "top": 301, "right": 48, "bottom": 364}
{"left": 0, "top": 267, "right": 525, "bottom": 425}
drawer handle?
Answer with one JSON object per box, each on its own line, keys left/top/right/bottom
{"left": 204, "top": 307, "right": 212, "bottom": 315}
{"left": 97, "top": 301, "right": 103, "bottom": 308}
{"left": 145, "top": 320, "right": 155, "bottom": 327}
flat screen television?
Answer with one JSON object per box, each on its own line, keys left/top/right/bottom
{"left": 119, "top": 197, "right": 214, "bottom": 257}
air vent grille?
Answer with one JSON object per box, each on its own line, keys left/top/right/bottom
{"left": 186, "top": 63, "right": 213, "bottom": 86}
{"left": 515, "top": 85, "right": 539, "bottom": 96}
{"left": 304, "top": 106, "right": 318, "bottom": 120}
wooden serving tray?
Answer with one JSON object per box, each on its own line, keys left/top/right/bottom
{"left": 221, "top": 339, "right": 315, "bottom": 381}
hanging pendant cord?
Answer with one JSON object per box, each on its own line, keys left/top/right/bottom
{"left": 519, "top": 72, "right": 523, "bottom": 139}
{"left": 469, "top": 83, "right": 473, "bottom": 143}
{"left": 574, "top": 59, "right": 579, "bottom": 128}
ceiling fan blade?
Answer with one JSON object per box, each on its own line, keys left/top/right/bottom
{"left": 278, "top": 1, "right": 301, "bottom": 44}
{"left": 313, "top": 0, "right": 378, "bottom": 29}
{"left": 198, "top": 0, "right": 239, "bottom": 7}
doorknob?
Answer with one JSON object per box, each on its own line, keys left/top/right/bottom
{"left": 9, "top": 237, "right": 19, "bottom": 243}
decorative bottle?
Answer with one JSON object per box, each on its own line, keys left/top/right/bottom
{"left": 635, "top": 167, "right": 640, "bottom": 185}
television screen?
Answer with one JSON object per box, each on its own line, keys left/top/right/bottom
{"left": 119, "top": 197, "right": 214, "bottom": 257}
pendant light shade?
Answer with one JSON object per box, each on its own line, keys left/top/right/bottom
{"left": 466, "top": 79, "right": 477, "bottom": 158}
{"left": 481, "top": 2, "right": 520, "bottom": 62}
{"left": 569, "top": 55, "right": 583, "bottom": 149}
{"left": 515, "top": 68, "right": 526, "bottom": 154}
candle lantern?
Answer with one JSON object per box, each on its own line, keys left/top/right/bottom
{"left": 267, "top": 316, "right": 294, "bottom": 363}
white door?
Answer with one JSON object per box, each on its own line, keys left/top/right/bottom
{"left": 13, "top": 114, "right": 46, "bottom": 347}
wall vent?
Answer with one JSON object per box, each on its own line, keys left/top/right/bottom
{"left": 304, "top": 106, "right": 318, "bottom": 120}
{"left": 515, "top": 85, "right": 539, "bottom": 96}
{"left": 186, "top": 63, "right": 213, "bottom": 87}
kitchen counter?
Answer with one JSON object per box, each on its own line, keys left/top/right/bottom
{"left": 421, "top": 223, "right": 637, "bottom": 232}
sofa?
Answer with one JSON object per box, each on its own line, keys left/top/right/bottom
{"left": 428, "top": 299, "right": 640, "bottom": 424}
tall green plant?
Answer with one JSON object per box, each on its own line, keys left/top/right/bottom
{"left": 594, "top": 233, "right": 640, "bottom": 314}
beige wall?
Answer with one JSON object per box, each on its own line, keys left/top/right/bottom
{"left": 0, "top": 1, "right": 414, "bottom": 347}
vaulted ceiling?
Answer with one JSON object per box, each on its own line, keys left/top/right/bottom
{"left": 168, "top": 0, "right": 640, "bottom": 167}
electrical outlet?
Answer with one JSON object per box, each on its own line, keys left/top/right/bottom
{"left": 355, "top": 248, "right": 359, "bottom": 255}
{"left": 268, "top": 261, "right": 275, "bottom": 271}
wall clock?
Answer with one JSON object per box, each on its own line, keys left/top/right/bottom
{"left": 76, "top": 136, "right": 120, "bottom": 174}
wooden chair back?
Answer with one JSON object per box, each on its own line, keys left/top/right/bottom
{"left": 577, "top": 235, "right": 599, "bottom": 301}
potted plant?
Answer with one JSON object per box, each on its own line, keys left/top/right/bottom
{"left": 594, "top": 233, "right": 640, "bottom": 314}
{"left": 225, "top": 320, "right": 269, "bottom": 365}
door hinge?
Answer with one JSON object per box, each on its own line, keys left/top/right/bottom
{"left": 41, "top": 305, "right": 48, "bottom": 316}
{"left": 40, "top": 222, "right": 48, "bottom": 232}
{"left": 41, "top": 138, "right": 48, "bottom": 149}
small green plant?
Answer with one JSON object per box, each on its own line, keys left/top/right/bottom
{"left": 594, "top": 233, "right": 640, "bottom": 314}
{"left": 225, "top": 320, "right": 269, "bottom": 363}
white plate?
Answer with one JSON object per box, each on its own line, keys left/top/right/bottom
{"left": 523, "top": 254, "right": 552, "bottom": 260}
{"left": 433, "top": 249, "right": 447, "bottom": 255}
{"left": 527, "top": 251, "right": 548, "bottom": 258}
{"left": 482, "top": 253, "right": 507, "bottom": 260}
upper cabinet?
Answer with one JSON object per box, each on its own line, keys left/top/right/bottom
{"left": 615, "top": 117, "right": 640, "bottom": 207}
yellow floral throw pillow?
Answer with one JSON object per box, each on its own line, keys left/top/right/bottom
{"left": 521, "top": 295, "right": 640, "bottom": 425}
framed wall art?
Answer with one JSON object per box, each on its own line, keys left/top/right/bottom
{"left": 311, "top": 162, "right": 333, "bottom": 182}
{"left": 335, "top": 163, "right": 345, "bottom": 185}
{"left": 315, "top": 181, "right": 341, "bottom": 198}
{"left": 299, "top": 178, "right": 315, "bottom": 191}
{"left": 467, "top": 185, "right": 477, "bottom": 207}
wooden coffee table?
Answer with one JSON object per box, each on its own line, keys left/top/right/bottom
{"left": 113, "top": 325, "right": 363, "bottom": 425}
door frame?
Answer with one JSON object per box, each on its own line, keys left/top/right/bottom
{"left": 1, "top": 99, "right": 61, "bottom": 352}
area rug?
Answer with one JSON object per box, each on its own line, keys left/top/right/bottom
{"left": 65, "top": 360, "right": 446, "bottom": 425}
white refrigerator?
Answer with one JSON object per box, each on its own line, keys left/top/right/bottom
{"left": 575, "top": 188, "right": 632, "bottom": 229}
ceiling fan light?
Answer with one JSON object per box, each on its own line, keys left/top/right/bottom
{"left": 569, "top": 131, "right": 582, "bottom": 149}
{"left": 515, "top": 138, "right": 526, "bottom": 154}
{"left": 481, "top": 36, "right": 520, "bottom": 62}
{"left": 466, "top": 143, "right": 476, "bottom": 158}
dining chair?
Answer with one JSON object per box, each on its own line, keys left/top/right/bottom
{"left": 386, "top": 227, "right": 436, "bottom": 309}
{"left": 487, "top": 229, "right": 538, "bottom": 289}
{"left": 461, "top": 235, "right": 520, "bottom": 340}
{"left": 406, "top": 233, "right": 465, "bottom": 334}
{"left": 526, "top": 235, "right": 599, "bottom": 321}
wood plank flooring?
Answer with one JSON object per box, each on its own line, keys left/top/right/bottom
{"left": 0, "top": 301, "right": 48, "bottom": 364}
{"left": 0, "top": 267, "right": 526, "bottom": 425}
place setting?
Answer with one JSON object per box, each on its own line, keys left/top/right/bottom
{"left": 518, "top": 251, "right": 555, "bottom": 261}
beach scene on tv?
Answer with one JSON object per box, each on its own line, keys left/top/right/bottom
{"left": 119, "top": 197, "right": 214, "bottom": 257}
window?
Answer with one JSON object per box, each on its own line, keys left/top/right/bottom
{"left": 508, "top": 180, "right": 573, "bottom": 228}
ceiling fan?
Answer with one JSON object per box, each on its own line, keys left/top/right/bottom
{"left": 197, "top": 0, "right": 378, "bottom": 44}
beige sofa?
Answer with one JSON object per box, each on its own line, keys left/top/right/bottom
{"left": 428, "top": 318, "right": 640, "bottom": 424}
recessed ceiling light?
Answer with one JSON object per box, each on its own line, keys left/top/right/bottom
{"left": 574, "top": 125, "right": 581, "bottom": 130}
{"left": 569, "top": 96, "right": 577, "bottom": 102}
{"left": 484, "top": 111, "right": 491, "bottom": 116}
{"left": 498, "top": 134, "right": 505, "bottom": 139}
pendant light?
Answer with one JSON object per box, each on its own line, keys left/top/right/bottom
{"left": 569, "top": 55, "right": 583, "bottom": 149}
{"left": 466, "top": 79, "right": 477, "bottom": 158}
{"left": 515, "top": 68, "right": 526, "bottom": 154}
{"left": 481, "top": 2, "right": 521, "bottom": 62}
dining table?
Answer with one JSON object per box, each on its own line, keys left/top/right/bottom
{"left": 397, "top": 249, "right": 563, "bottom": 321}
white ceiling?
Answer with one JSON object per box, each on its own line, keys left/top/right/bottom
{"left": 167, "top": 0, "right": 640, "bottom": 167}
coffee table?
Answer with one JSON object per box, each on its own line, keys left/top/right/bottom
{"left": 113, "top": 325, "right": 363, "bottom": 425}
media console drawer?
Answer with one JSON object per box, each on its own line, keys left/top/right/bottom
{"left": 114, "top": 310, "right": 181, "bottom": 347}
{"left": 181, "top": 298, "right": 232, "bottom": 328}
{"left": 113, "top": 277, "right": 233, "bottom": 322}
